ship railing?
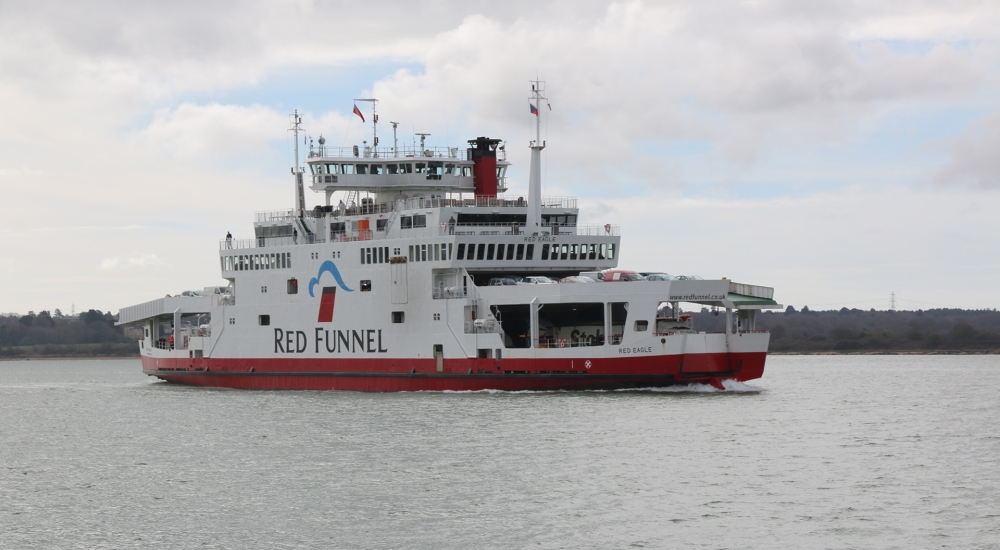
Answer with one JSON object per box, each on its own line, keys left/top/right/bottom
{"left": 255, "top": 209, "right": 296, "bottom": 222}
{"left": 439, "top": 222, "right": 609, "bottom": 237}
{"left": 329, "top": 230, "right": 375, "bottom": 242}
{"left": 464, "top": 319, "right": 503, "bottom": 334}
{"left": 535, "top": 336, "right": 604, "bottom": 348}
{"left": 307, "top": 144, "right": 477, "bottom": 161}
{"left": 577, "top": 224, "right": 620, "bottom": 236}
{"left": 431, "top": 196, "right": 576, "bottom": 209}
{"left": 433, "top": 287, "right": 468, "bottom": 299}
{"left": 255, "top": 196, "right": 578, "bottom": 226}
{"left": 222, "top": 230, "right": 376, "bottom": 250}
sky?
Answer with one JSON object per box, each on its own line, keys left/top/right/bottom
{"left": 2, "top": 0, "right": 999, "bottom": 315}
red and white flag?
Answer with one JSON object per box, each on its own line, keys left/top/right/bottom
{"left": 353, "top": 104, "right": 365, "bottom": 122}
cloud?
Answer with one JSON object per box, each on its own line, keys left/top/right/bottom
{"left": 100, "top": 254, "right": 167, "bottom": 270}
{"left": 3, "top": 0, "right": 1000, "bottom": 314}
{"left": 935, "top": 109, "right": 1000, "bottom": 189}
{"left": 138, "top": 103, "right": 287, "bottom": 158}
{"left": 0, "top": 167, "right": 43, "bottom": 178}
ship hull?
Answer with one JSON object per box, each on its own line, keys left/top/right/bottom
{"left": 141, "top": 351, "right": 766, "bottom": 391}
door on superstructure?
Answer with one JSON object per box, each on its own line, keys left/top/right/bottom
{"left": 434, "top": 344, "right": 444, "bottom": 373}
{"left": 391, "top": 261, "right": 408, "bottom": 304}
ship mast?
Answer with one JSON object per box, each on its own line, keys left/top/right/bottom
{"left": 526, "top": 79, "right": 546, "bottom": 236}
{"left": 289, "top": 110, "right": 306, "bottom": 217}
{"left": 355, "top": 98, "right": 379, "bottom": 157}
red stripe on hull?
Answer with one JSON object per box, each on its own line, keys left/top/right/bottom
{"left": 141, "top": 352, "right": 766, "bottom": 391}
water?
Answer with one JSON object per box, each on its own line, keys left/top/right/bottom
{"left": 1, "top": 356, "right": 998, "bottom": 549}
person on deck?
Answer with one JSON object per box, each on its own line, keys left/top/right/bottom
{"left": 226, "top": 231, "right": 232, "bottom": 248}
{"left": 448, "top": 216, "right": 456, "bottom": 235}
{"left": 293, "top": 228, "right": 298, "bottom": 244}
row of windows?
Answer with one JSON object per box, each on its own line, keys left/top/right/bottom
{"left": 541, "top": 243, "right": 615, "bottom": 261}
{"left": 409, "top": 243, "right": 452, "bottom": 262}
{"left": 310, "top": 162, "right": 477, "bottom": 177}
{"left": 223, "top": 252, "right": 290, "bottom": 272}
{"left": 362, "top": 247, "right": 391, "bottom": 265}
{"left": 400, "top": 215, "right": 426, "bottom": 229}
{"left": 453, "top": 242, "right": 615, "bottom": 262}
{"left": 456, "top": 243, "right": 534, "bottom": 261}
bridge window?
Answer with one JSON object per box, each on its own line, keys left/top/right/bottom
{"left": 400, "top": 163, "right": 413, "bottom": 174}
{"left": 400, "top": 216, "right": 412, "bottom": 229}
{"left": 456, "top": 243, "right": 466, "bottom": 260}
{"left": 462, "top": 166, "right": 472, "bottom": 177}
{"left": 428, "top": 161, "right": 443, "bottom": 175}
{"left": 516, "top": 244, "right": 524, "bottom": 260}
{"left": 526, "top": 244, "right": 534, "bottom": 260}
{"left": 356, "top": 164, "right": 369, "bottom": 175}
{"left": 496, "top": 244, "right": 505, "bottom": 260}
{"left": 541, "top": 244, "right": 549, "bottom": 260}
{"left": 342, "top": 164, "right": 356, "bottom": 175}
{"left": 487, "top": 244, "right": 495, "bottom": 260}
{"left": 325, "top": 164, "right": 340, "bottom": 174}
{"left": 506, "top": 245, "right": 515, "bottom": 260}
{"left": 444, "top": 163, "right": 457, "bottom": 175}
{"left": 371, "top": 164, "right": 384, "bottom": 175}
{"left": 412, "top": 215, "right": 426, "bottom": 228}
{"left": 387, "top": 164, "right": 399, "bottom": 174}
{"left": 310, "top": 164, "right": 321, "bottom": 174}
{"left": 414, "top": 162, "right": 427, "bottom": 174}
{"left": 476, "top": 243, "right": 486, "bottom": 260}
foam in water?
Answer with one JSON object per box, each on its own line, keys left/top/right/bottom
{"left": 437, "top": 379, "right": 764, "bottom": 394}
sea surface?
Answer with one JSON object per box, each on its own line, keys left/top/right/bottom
{"left": 1, "top": 356, "right": 998, "bottom": 549}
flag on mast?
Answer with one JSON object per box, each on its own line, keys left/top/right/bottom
{"left": 530, "top": 104, "right": 538, "bottom": 116}
{"left": 353, "top": 104, "right": 365, "bottom": 122}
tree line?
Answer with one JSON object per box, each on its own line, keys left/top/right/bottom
{"left": 2, "top": 306, "right": 999, "bottom": 358}
{"left": 690, "top": 307, "right": 1000, "bottom": 352}
{"left": 0, "top": 310, "right": 135, "bottom": 358}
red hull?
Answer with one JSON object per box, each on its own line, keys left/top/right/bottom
{"left": 141, "top": 352, "right": 766, "bottom": 391}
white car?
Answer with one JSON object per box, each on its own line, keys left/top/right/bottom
{"left": 518, "top": 276, "right": 557, "bottom": 284}
{"left": 559, "top": 276, "right": 597, "bottom": 283}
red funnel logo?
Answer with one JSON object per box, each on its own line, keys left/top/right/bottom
{"left": 318, "top": 286, "right": 336, "bottom": 322}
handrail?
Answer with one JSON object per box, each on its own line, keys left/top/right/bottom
{"left": 253, "top": 195, "right": 577, "bottom": 223}
{"left": 535, "top": 336, "right": 603, "bottom": 348}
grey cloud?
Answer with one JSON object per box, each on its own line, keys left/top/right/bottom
{"left": 935, "top": 110, "right": 1000, "bottom": 189}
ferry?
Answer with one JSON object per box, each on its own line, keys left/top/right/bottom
{"left": 117, "top": 81, "right": 780, "bottom": 391}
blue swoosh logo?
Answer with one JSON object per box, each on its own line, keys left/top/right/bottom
{"left": 309, "top": 260, "right": 354, "bottom": 297}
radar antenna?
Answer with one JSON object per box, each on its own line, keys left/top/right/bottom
{"left": 416, "top": 133, "right": 431, "bottom": 155}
